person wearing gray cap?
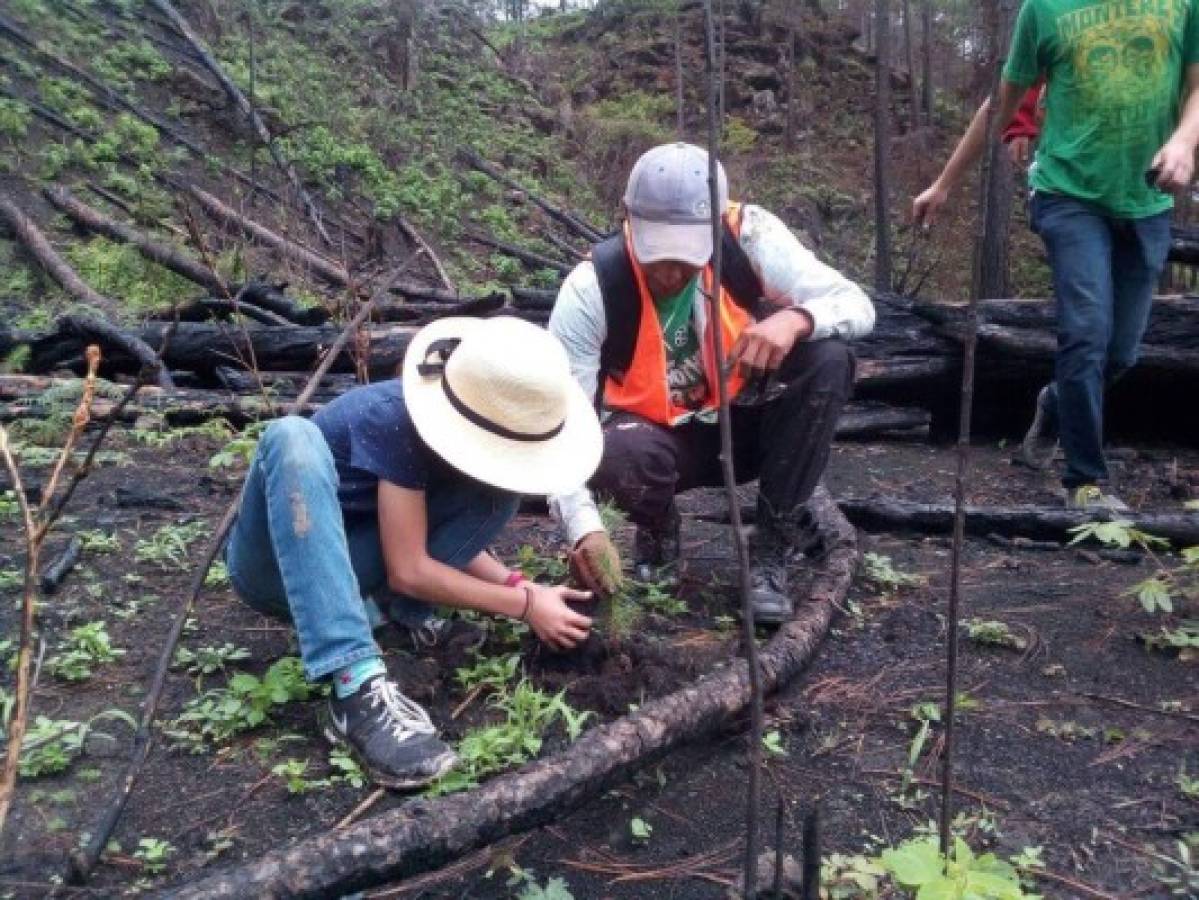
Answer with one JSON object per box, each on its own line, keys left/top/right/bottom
{"left": 550, "top": 142, "right": 875, "bottom": 625}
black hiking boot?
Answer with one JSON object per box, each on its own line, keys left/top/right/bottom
{"left": 746, "top": 500, "right": 808, "bottom": 626}
{"left": 633, "top": 502, "right": 681, "bottom": 583}
{"left": 322, "top": 675, "right": 457, "bottom": 790}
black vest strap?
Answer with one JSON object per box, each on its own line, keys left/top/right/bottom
{"left": 584, "top": 217, "right": 765, "bottom": 410}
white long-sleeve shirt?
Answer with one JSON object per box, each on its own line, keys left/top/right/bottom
{"left": 548, "top": 203, "right": 875, "bottom": 545}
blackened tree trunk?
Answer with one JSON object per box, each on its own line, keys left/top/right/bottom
{"left": 784, "top": 0, "right": 798, "bottom": 149}
{"left": 977, "top": 0, "right": 1017, "bottom": 300}
{"left": 873, "top": 0, "right": 893, "bottom": 292}
{"left": 903, "top": 0, "right": 918, "bottom": 129}
{"left": 921, "top": 0, "right": 934, "bottom": 123}
{"left": 675, "top": 7, "right": 686, "bottom": 137}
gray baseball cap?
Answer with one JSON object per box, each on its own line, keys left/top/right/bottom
{"left": 623, "top": 143, "right": 728, "bottom": 267}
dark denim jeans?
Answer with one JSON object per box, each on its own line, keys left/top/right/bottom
{"left": 225, "top": 416, "right": 518, "bottom": 681}
{"left": 1030, "top": 192, "right": 1171, "bottom": 488}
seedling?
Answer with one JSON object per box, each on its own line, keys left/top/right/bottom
{"left": 1153, "top": 834, "right": 1199, "bottom": 897}
{"left": 48, "top": 621, "right": 125, "bottom": 682}
{"left": 78, "top": 529, "right": 120, "bottom": 553}
{"left": 1176, "top": 765, "right": 1199, "bottom": 801}
{"left": 135, "top": 521, "right": 209, "bottom": 570}
{"left": 1140, "top": 621, "right": 1199, "bottom": 661}
{"left": 861, "top": 552, "right": 925, "bottom": 593}
{"left": 329, "top": 747, "right": 365, "bottom": 788}
{"left": 271, "top": 759, "right": 330, "bottom": 795}
{"left": 165, "top": 657, "right": 319, "bottom": 750}
{"left": 19, "top": 710, "right": 136, "bottom": 778}
{"left": 455, "top": 652, "right": 520, "bottom": 694}
{"left": 428, "top": 680, "right": 591, "bottom": 796}
{"left": 173, "top": 643, "right": 251, "bottom": 681}
{"left": 205, "top": 560, "right": 231, "bottom": 588}
{"left": 208, "top": 422, "right": 267, "bottom": 469}
{"left": 133, "top": 837, "right": 174, "bottom": 876}
{"left": 514, "top": 544, "right": 568, "bottom": 581}
{"left": 762, "top": 729, "right": 787, "bottom": 757}
{"left": 1035, "top": 717, "right": 1097, "bottom": 743}
{"left": 629, "top": 817, "right": 653, "bottom": 842}
{"left": 882, "top": 836, "right": 1033, "bottom": 898}
{"left": 963, "top": 619, "right": 1028, "bottom": 651}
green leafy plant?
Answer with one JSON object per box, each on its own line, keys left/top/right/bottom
{"left": 429, "top": 680, "right": 591, "bottom": 796}
{"left": 271, "top": 758, "right": 330, "bottom": 795}
{"left": 78, "top": 529, "right": 120, "bottom": 553}
{"left": 514, "top": 544, "right": 569, "bottom": 581}
{"left": 881, "top": 836, "right": 1032, "bottom": 899}
{"left": 455, "top": 652, "right": 520, "bottom": 694}
{"left": 205, "top": 560, "right": 231, "bottom": 588}
{"left": 173, "top": 643, "right": 251, "bottom": 680}
{"left": 822, "top": 851, "right": 889, "bottom": 898}
{"left": 16, "top": 710, "right": 136, "bottom": 778}
{"left": 1140, "top": 621, "right": 1199, "bottom": 661}
{"left": 963, "top": 619, "right": 1028, "bottom": 651}
{"left": 629, "top": 816, "right": 653, "bottom": 842}
{"left": 0, "top": 98, "right": 31, "bottom": 139}
{"left": 135, "top": 521, "right": 209, "bottom": 570}
{"left": 1068, "top": 519, "right": 1169, "bottom": 551}
{"left": 1177, "top": 766, "right": 1199, "bottom": 801}
{"left": 48, "top": 621, "right": 125, "bottom": 681}
{"left": 762, "top": 729, "right": 787, "bottom": 757}
{"left": 862, "top": 553, "right": 925, "bottom": 593}
{"left": 329, "top": 747, "right": 365, "bottom": 789}
{"left": 133, "top": 837, "right": 174, "bottom": 876}
{"left": 1153, "top": 834, "right": 1199, "bottom": 897}
{"left": 165, "top": 657, "right": 319, "bottom": 750}
{"left": 208, "top": 422, "right": 268, "bottom": 469}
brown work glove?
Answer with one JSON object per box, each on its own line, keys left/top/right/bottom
{"left": 568, "top": 530, "right": 624, "bottom": 600}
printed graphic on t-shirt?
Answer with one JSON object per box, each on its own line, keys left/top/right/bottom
{"left": 1061, "top": 2, "right": 1180, "bottom": 131}
{"left": 656, "top": 279, "right": 708, "bottom": 412}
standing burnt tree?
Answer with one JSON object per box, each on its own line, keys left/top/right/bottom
{"left": 977, "top": 0, "right": 1018, "bottom": 300}
{"left": 873, "top": 0, "right": 893, "bottom": 291}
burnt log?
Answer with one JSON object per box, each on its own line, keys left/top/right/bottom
{"left": 19, "top": 321, "right": 418, "bottom": 380}
{"left": 839, "top": 495, "right": 1199, "bottom": 548}
{"left": 150, "top": 0, "right": 335, "bottom": 246}
{"left": 457, "top": 147, "right": 605, "bottom": 243}
{"left": 464, "top": 231, "right": 572, "bottom": 276}
{"left": 835, "top": 403, "right": 931, "bottom": 439}
{"left": 39, "top": 536, "right": 82, "bottom": 595}
{"left": 0, "top": 193, "right": 172, "bottom": 387}
{"left": 189, "top": 187, "right": 352, "bottom": 287}
{"left": 1169, "top": 225, "right": 1199, "bottom": 267}
{"left": 170, "top": 299, "right": 295, "bottom": 327}
{"left": 155, "top": 487, "right": 856, "bottom": 899}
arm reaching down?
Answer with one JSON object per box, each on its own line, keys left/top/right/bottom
{"left": 376, "top": 481, "right": 594, "bottom": 650}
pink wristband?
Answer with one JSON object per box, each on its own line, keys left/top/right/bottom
{"left": 504, "top": 571, "right": 527, "bottom": 588}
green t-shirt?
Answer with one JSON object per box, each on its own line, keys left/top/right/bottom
{"left": 655, "top": 277, "right": 708, "bottom": 414}
{"left": 1003, "top": 0, "right": 1199, "bottom": 217}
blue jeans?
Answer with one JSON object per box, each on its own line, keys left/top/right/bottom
{"left": 1030, "top": 192, "right": 1171, "bottom": 488}
{"left": 224, "top": 417, "right": 519, "bottom": 681}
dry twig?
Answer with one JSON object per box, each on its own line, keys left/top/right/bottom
{"left": 0, "top": 347, "right": 102, "bottom": 837}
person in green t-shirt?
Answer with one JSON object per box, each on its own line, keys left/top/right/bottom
{"left": 913, "top": 0, "right": 1199, "bottom": 511}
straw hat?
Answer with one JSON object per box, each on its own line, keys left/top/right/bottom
{"left": 402, "top": 316, "right": 602, "bottom": 496}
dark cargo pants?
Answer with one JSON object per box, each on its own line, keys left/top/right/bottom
{"left": 590, "top": 339, "right": 854, "bottom": 530}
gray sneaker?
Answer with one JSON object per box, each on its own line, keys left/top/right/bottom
{"left": 1020, "top": 385, "right": 1059, "bottom": 470}
{"left": 1065, "top": 484, "right": 1131, "bottom": 513}
{"left": 322, "top": 675, "right": 457, "bottom": 790}
{"left": 405, "top": 616, "right": 487, "bottom": 655}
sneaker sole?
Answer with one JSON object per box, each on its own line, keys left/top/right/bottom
{"left": 1020, "top": 394, "right": 1058, "bottom": 470}
{"left": 322, "top": 723, "right": 458, "bottom": 791}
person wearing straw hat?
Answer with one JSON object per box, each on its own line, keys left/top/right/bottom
{"left": 223, "top": 316, "right": 601, "bottom": 790}
{"left": 551, "top": 143, "right": 874, "bottom": 625}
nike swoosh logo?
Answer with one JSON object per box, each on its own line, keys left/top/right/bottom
{"left": 331, "top": 710, "right": 348, "bottom": 734}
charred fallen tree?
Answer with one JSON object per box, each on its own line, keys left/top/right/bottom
{"left": 156, "top": 487, "right": 856, "bottom": 899}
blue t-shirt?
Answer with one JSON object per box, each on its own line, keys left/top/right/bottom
{"left": 313, "top": 380, "right": 441, "bottom": 515}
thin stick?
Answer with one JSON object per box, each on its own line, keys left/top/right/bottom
{"left": 335, "top": 788, "right": 386, "bottom": 830}
{"left": 0, "top": 348, "right": 102, "bottom": 838}
{"left": 65, "top": 256, "right": 423, "bottom": 885}
{"left": 1078, "top": 692, "right": 1199, "bottom": 725}
{"left": 702, "top": 3, "right": 763, "bottom": 896}
{"left": 1023, "top": 869, "right": 1122, "bottom": 900}
{"left": 940, "top": 7, "right": 1009, "bottom": 862}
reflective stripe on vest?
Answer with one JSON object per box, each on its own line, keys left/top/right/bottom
{"left": 603, "top": 203, "right": 754, "bottom": 426}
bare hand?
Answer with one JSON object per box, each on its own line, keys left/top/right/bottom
{"left": 912, "top": 182, "right": 949, "bottom": 229}
{"left": 727, "top": 309, "right": 812, "bottom": 378}
{"left": 1007, "top": 136, "right": 1033, "bottom": 168}
{"left": 526, "top": 584, "right": 593, "bottom": 650}
{"left": 1151, "top": 139, "right": 1196, "bottom": 193}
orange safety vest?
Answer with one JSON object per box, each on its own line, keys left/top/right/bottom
{"left": 603, "top": 204, "right": 755, "bottom": 426}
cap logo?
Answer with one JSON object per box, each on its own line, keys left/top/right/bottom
{"left": 693, "top": 199, "right": 710, "bottom": 217}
